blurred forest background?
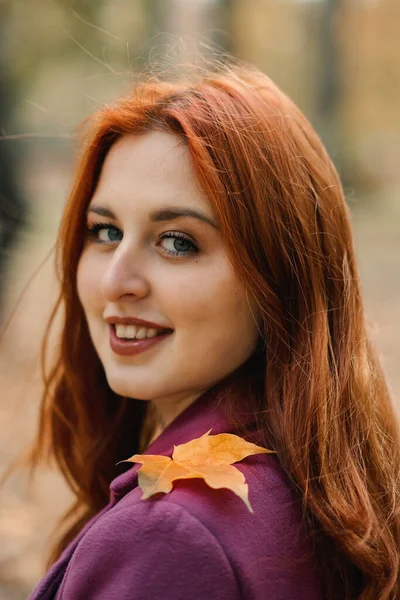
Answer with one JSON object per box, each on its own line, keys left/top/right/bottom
{"left": 0, "top": 0, "right": 399, "bottom": 597}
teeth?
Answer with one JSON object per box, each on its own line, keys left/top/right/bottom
{"left": 125, "top": 325, "right": 137, "bottom": 338}
{"left": 114, "top": 324, "right": 161, "bottom": 340}
{"left": 146, "top": 328, "right": 158, "bottom": 338}
{"left": 136, "top": 327, "right": 147, "bottom": 340}
{"left": 115, "top": 324, "right": 137, "bottom": 338}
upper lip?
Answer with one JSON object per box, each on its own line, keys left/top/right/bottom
{"left": 104, "top": 316, "right": 173, "bottom": 331}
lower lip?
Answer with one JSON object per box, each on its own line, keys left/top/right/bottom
{"left": 109, "top": 325, "right": 172, "bottom": 357}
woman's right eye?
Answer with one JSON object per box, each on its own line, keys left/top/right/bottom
{"left": 86, "top": 222, "right": 123, "bottom": 243}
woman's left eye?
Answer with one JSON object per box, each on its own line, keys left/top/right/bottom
{"left": 158, "top": 232, "right": 199, "bottom": 257}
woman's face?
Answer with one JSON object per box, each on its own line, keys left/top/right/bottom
{"left": 77, "top": 131, "right": 261, "bottom": 407}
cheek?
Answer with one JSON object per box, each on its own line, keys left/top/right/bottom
{"left": 166, "top": 260, "right": 260, "bottom": 341}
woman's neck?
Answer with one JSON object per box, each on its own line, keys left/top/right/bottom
{"left": 138, "top": 403, "right": 164, "bottom": 452}
{"left": 138, "top": 392, "right": 205, "bottom": 452}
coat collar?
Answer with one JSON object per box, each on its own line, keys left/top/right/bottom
{"left": 110, "top": 378, "right": 259, "bottom": 502}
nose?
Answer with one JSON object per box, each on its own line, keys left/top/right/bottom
{"left": 101, "top": 241, "right": 150, "bottom": 302}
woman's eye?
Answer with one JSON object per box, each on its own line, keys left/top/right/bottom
{"left": 86, "top": 224, "right": 198, "bottom": 257}
{"left": 158, "top": 232, "right": 198, "bottom": 257}
{"left": 87, "top": 223, "right": 123, "bottom": 243}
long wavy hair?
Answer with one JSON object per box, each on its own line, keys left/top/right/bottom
{"left": 28, "top": 63, "right": 399, "bottom": 599}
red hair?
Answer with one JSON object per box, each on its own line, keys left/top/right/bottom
{"left": 30, "top": 64, "right": 399, "bottom": 599}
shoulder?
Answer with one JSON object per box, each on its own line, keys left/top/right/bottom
{"left": 158, "top": 452, "right": 309, "bottom": 541}
{"left": 115, "top": 452, "right": 311, "bottom": 561}
{"left": 85, "top": 496, "right": 234, "bottom": 555}
{"left": 120, "top": 453, "right": 321, "bottom": 599}
{"left": 153, "top": 453, "right": 321, "bottom": 598}
{"left": 59, "top": 455, "right": 321, "bottom": 599}
{"left": 58, "top": 500, "right": 241, "bottom": 600}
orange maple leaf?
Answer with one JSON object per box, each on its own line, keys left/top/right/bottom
{"left": 121, "top": 429, "right": 275, "bottom": 513}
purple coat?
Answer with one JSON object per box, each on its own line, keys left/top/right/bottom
{"left": 29, "top": 386, "right": 322, "bottom": 599}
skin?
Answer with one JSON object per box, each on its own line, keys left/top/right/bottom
{"left": 77, "top": 131, "right": 261, "bottom": 444}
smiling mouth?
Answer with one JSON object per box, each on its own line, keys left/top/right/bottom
{"left": 109, "top": 325, "right": 173, "bottom": 357}
{"left": 112, "top": 324, "right": 174, "bottom": 341}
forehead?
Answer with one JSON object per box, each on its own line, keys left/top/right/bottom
{"left": 90, "top": 131, "right": 212, "bottom": 215}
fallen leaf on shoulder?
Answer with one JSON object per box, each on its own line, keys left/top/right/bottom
{"left": 120, "top": 430, "right": 275, "bottom": 513}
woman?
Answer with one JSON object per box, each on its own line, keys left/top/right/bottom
{"left": 26, "top": 62, "right": 399, "bottom": 599}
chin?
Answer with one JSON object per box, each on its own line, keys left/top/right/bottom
{"left": 104, "top": 371, "right": 159, "bottom": 401}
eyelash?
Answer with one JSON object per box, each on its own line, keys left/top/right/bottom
{"left": 86, "top": 222, "right": 199, "bottom": 257}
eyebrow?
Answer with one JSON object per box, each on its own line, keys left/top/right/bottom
{"left": 87, "top": 204, "right": 219, "bottom": 229}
